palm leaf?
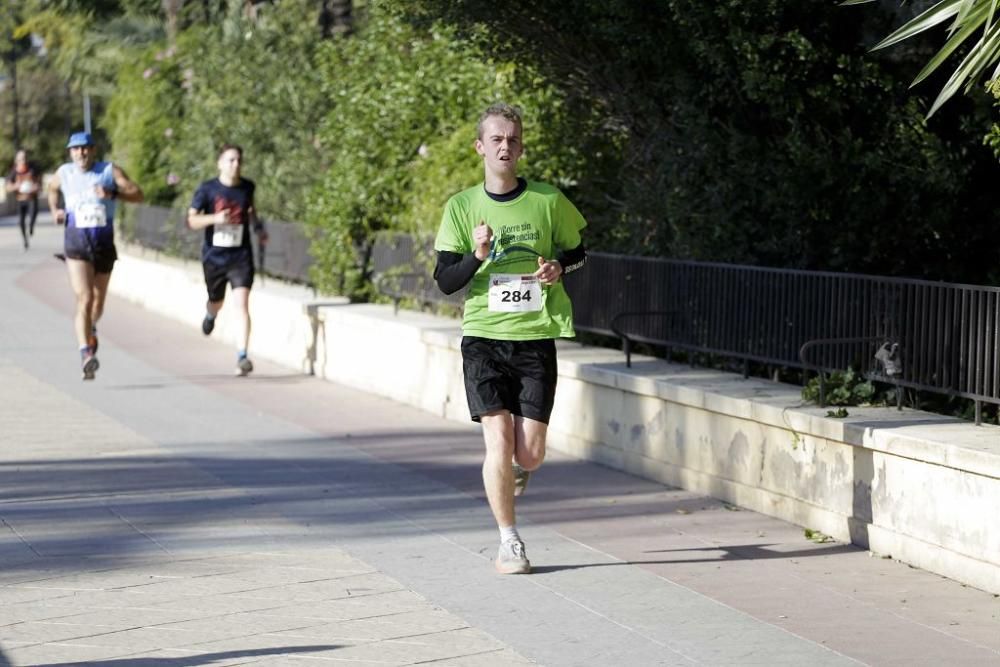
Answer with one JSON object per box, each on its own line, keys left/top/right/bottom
{"left": 911, "top": 3, "right": 991, "bottom": 85}
{"left": 953, "top": 0, "right": 981, "bottom": 36}
{"left": 927, "top": 18, "right": 1000, "bottom": 115}
{"left": 849, "top": 0, "right": 1000, "bottom": 115}
{"left": 871, "top": 0, "right": 965, "bottom": 50}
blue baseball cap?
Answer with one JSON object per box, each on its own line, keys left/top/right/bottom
{"left": 66, "top": 132, "right": 94, "bottom": 148}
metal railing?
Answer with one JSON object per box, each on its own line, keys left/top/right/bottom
{"left": 123, "top": 215, "right": 1000, "bottom": 423}
{"left": 123, "top": 204, "right": 313, "bottom": 284}
{"left": 563, "top": 254, "right": 1000, "bottom": 422}
{"left": 369, "top": 233, "right": 465, "bottom": 313}
{"left": 364, "top": 241, "right": 1000, "bottom": 423}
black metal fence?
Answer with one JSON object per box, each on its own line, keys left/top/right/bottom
{"left": 369, "top": 233, "right": 465, "bottom": 312}
{"left": 564, "top": 255, "right": 1000, "bottom": 421}
{"left": 124, "top": 209, "right": 1000, "bottom": 422}
{"left": 127, "top": 205, "right": 197, "bottom": 259}
{"left": 123, "top": 204, "right": 314, "bottom": 284}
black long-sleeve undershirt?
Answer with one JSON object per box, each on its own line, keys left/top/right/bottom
{"left": 557, "top": 244, "right": 587, "bottom": 275}
{"left": 433, "top": 244, "right": 587, "bottom": 295}
{"left": 433, "top": 251, "right": 483, "bottom": 295}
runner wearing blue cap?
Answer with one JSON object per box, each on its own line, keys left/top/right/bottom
{"left": 47, "top": 131, "right": 144, "bottom": 380}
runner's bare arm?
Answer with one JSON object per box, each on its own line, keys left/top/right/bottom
{"left": 47, "top": 172, "right": 65, "bottom": 224}
{"left": 187, "top": 208, "right": 226, "bottom": 230}
{"left": 106, "top": 166, "right": 144, "bottom": 203}
{"left": 249, "top": 206, "right": 268, "bottom": 245}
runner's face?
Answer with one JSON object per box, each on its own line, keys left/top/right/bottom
{"left": 217, "top": 149, "right": 242, "bottom": 180}
{"left": 476, "top": 116, "right": 522, "bottom": 177}
{"left": 70, "top": 145, "right": 95, "bottom": 169}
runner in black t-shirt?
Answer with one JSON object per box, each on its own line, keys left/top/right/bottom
{"left": 187, "top": 144, "right": 268, "bottom": 376}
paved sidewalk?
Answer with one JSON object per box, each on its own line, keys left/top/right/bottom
{"left": 1, "top": 214, "right": 999, "bottom": 666}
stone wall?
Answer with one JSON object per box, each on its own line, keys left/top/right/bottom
{"left": 110, "top": 246, "right": 1000, "bottom": 595}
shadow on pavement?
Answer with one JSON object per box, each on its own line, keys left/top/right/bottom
{"left": 531, "top": 543, "right": 860, "bottom": 573}
{"left": 0, "top": 427, "right": 856, "bottom": 576}
{"left": 30, "top": 645, "right": 341, "bottom": 666}
{"left": 103, "top": 374, "right": 318, "bottom": 389}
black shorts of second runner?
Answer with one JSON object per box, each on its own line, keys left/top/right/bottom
{"left": 65, "top": 242, "right": 117, "bottom": 274}
{"left": 461, "top": 336, "right": 558, "bottom": 424}
{"left": 203, "top": 259, "right": 255, "bottom": 302}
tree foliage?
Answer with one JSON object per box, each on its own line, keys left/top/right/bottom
{"left": 305, "top": 2, "right": 612, "bottom": 294}
{"left": 12, "top": 0, "right": 1000, "bottom": 296}
{"left": 390, "top": 0, "right": 1000, "bottom": 283}
{"left": 107, "top": 0, "right": 326, "bottom": 218}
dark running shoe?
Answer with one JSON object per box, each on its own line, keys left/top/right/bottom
{"left": 82, "top": 354, "right": 99, "bottom": 381}
{"left": 513, "top": 463, "right": 531, "bottom": 497}
{"left": 202, "top": 315, "right": 215, "bottom": 336}
{"left": 87, "top": 332, "right": 98, "bottom": 354}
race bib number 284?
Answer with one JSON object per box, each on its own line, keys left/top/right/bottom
{"left": 488, "top": 274, "right": 542, "bottom": 313}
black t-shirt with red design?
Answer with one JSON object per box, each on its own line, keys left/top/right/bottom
{"left": 190, "top": 177, "right": 255, "bottom": 266}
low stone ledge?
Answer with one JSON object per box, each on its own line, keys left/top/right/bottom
{"left": 113, "top": 246, "right": 1000, "bottom": 594}
{"left": 558, "top": 342, "right": 1000, "bottom": 481}
{"left": 111, "top": 244, "right": 347, "bottom": 374}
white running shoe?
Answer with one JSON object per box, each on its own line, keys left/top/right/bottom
{"left": 495, "top": 538, "right": 531, "bottom": 575}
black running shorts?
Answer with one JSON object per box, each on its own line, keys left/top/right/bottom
{"left": 65, "top": 243, "right": 117, "bottom": 274}
{"left": 203, "top": 259, "right": 254, "bottom": 302}
{"left": 461, "top": 336, "right": 558, "bottom": 424}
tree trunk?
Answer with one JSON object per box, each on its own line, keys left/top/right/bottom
{"left": 162, "top": 0, "right": 184, "bottom": 46}
{"left": 319, "top": 0, "right": 352, "bottom": 38}
{"left": 11, "top": 54, "right": 18, "bottom": 148}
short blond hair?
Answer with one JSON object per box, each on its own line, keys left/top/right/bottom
{"left": 477, "top": 102, "right": 522, "bottom": 140}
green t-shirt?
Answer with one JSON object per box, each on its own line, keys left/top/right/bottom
{"left": 435, "top": 180, "right": 586, "bottom": 340}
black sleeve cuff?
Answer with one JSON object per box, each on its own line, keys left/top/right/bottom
{"left": 434, "top": 250, "right": 482, "bottom": 294}
{"left": 557, "top": 244, "right": 587, "bottom": 275}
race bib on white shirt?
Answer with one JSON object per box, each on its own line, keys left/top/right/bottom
{"left": 212, "top": 224, "right": 242, "bottom": 248}
{"left": 488, "top": 273, "right": 542, "bottom": 313}
{"left": 75, "top": 203, "right": 107, "bottom": 228}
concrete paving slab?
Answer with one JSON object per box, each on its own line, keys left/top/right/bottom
{"left": 0, "top": 641, "right": 141, "bottom": 665}
{"left": 262, "top": 609, "right": 468, "bottom": 642}
{"left": 186, "top": 632, "right": 502, "bottom": 665}
{"left": 136, "top": 652, "right": 384, "bottom": 667}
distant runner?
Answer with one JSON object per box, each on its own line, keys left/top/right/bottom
{"left": 187, "top": 144, "right": 268, "bottom": 376}
{"left": 47, "top": 132, "right": 144, "bottom": 380}
{"left": 6, "top": 149, "right": 41, "bottom": 250}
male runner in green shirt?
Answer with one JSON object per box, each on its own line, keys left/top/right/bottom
{"left": 434, "top": 102, "right": 587, "bottom": 574}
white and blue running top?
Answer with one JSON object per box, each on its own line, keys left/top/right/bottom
{"left": 57, "top": 161, "right": 117, "bottom": 252}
